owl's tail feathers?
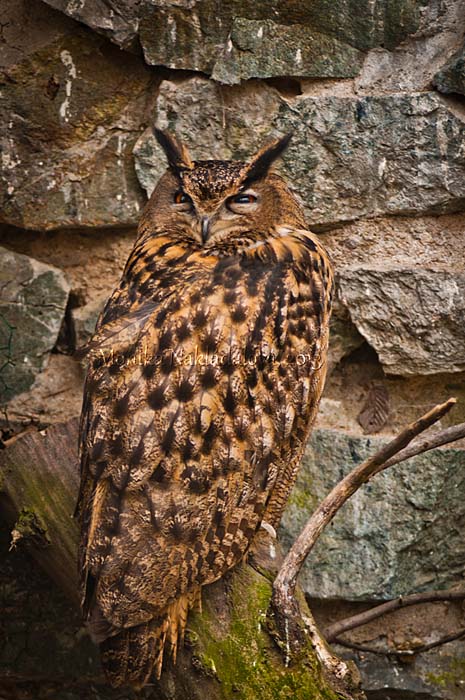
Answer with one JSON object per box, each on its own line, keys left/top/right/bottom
{"left": 165, "top": 587, "right": 202, "bottom": 664}
{"left": 100, "top": 615, "right": 169, "bottom": 689}
{"left": 99, "top": 589, "right": 201, "bottom": 688}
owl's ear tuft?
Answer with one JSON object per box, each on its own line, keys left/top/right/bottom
{"left": 242, "top": 132, "right": 293, "bottom": 185}
{"left": 153, "top": 128, "right": 194, "bottom": 173}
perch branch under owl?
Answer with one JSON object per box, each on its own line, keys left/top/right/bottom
{"left": 271, "top": 397, "right": 464, "bottom": 676}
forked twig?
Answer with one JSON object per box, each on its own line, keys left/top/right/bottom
{"left": 271, "top": 398, "right": 464, "bottom": 684}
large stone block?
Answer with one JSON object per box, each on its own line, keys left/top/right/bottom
{"left": 0, "top": 247, "right": 70, "bottom": 403}
{"left": 280, "top": 429, "right": 465, "bottom": 601}
{"left": 41, "top": 0, "right": 430, "bottom": 79}
{"left": 135, "top": 79, "right": 465, "bottom": 226}
{"left": 71, "top": 293, "right": 107, "bottom": 350}
{"left": 275, "top": 91, "right": 465, "bottom": 225}
{"left": 338, "top": 268, "right": 465, "bottom": 375}
{"left": 0, "top": 2, "right": 150, "bottom": 231}
{"left": 141, "top": 10, "right": 365, "bottom": 82}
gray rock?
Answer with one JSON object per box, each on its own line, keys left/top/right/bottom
{"left": 140, "top": 0, "right": 428, "bottom": 78}
{"left": 0, "top": 247, "right": 70, "bottom": 403}
{"left": 338, "top": 268, "right": 465, "bottom": 376}
{"left": 143, "top": 13, "right": 365, "bottom": 82}
{"left": 303, "top": 0, "right": 425, "bottom": 52}
{"left": 354, "top": 0, "right": 465, "bottom": 94}
{"left": 275, "top": 91, "right": 465, "bottom": 225}
{"left": 71, "top": 294, "right": 107, "bottom": 350}
{"left": 41, "top": 0, "right": 429, "bottom": 78}
{"left": 342, "top": 641, "right": 465, "bottom": 700}
{"left": 215, "top": 17, "right": 364, "bottom": 83}
{"left": 40, "top": 0, "right": 142, "bottom": 50}
{"left": 0, "top": 5, "right": 149, "bottom": 231}
{"left": 280, "top": 429, "right": 465, "bottom": 600}
{"left": 327, "top": 300, "right": 365, "bottom": 374}
{"left": 433, "top": 43, "right": 465, "bottom": 97}
{"left": 135, "top": 80, "right": 465, "bottom": 226}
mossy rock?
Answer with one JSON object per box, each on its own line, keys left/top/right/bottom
{"left": 155, "top": 562, "right": 342, "bottom": 700}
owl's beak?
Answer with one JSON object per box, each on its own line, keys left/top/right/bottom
{"left": 201, "top": 216, "right": 211, "bottom": 243}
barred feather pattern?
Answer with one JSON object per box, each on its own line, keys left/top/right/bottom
{"left": 77, "top": 151, "right": 333, "bottom": 688}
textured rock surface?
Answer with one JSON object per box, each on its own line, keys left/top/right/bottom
{"left": 280, "top": 429, "right": 465, "bottom": 601}
{"left": 433, "top": 43, "right": 465, "bottom": 97}
{"left": 40, "top": 0, "right": 431, "bottom": 80}
{"left": 327, "top": 302, "right": 365, "bottom": 374}
{"left": 41, "top": 0, "right": 142, "bottom": 50}
{"left": 139, "top": 0, "right": 431, "bottom": 76}
{"left": 338, "top": 268, "right": 465, "bottom": 376}
{"left": 135, "top": 80, "right": 465, "bottom": 226}
{"left": 71, "top": 293, "right": 107, "bottom": 350}
{"left": 354, "top": 0, "right": 465, "bottom": 93}
{"left": 343, "top": 643, "right": 465, "bottom": 700}
{"left": 0, "top": 2, "right": 150, "bottom": 231}
{"left": 145, "top": 14, "right": 365, "bottom": 82}
{"left": 0, "top": 247, "right": 69, "bottom": 403}
{"left": 274, "top": 91, "right": 465, "bottom": 225}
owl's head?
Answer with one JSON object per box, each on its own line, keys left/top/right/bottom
{"left": 139, "top": 129, "right": 306, "bottom": 250}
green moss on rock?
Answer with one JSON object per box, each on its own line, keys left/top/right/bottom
{"left": 427, "top": 657, "right": 465, "bottom": 691}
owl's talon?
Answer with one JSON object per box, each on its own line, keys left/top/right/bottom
{"left": 261, "top": 521, "right": 277, "bottom": 539}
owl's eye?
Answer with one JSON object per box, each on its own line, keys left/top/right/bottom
{"left": 231, "top": 193, "right": 257, "bottom": 205}
{"left": 173, "top": 190, "right": 192, "bottom": 208}
{"left": 227, "top": 191, "right": 258, "bottom": 213}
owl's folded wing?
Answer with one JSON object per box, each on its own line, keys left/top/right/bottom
{"left": 78, "top": 230, "right": 331, "bottom": 637}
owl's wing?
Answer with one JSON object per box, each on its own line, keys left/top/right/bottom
{"left": 78, "top": 230, "right": 332, "bottom": 636}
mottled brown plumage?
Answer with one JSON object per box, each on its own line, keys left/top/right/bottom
{"left": 77, "top": 130, "right": 333, "bottom": 688}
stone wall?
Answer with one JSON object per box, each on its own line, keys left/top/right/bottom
{"left": 1, "top": 1, "right": 465, "bottom": 698}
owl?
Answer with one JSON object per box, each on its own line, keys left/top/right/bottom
{"left": 76, "top": 129, "right": 333, "bottom": 688}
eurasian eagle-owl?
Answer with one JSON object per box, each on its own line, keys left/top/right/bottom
{"left": 77, "top": 130, "right": 333, "bottom": 688}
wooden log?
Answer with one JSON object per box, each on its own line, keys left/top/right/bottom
{"left": 0, "top": 418, "right": 80, "bottom": 603}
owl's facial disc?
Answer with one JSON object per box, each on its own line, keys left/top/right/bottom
{"left": 170, "top": 184, "right": 261, "bottom": 244}
{"left": 201, "top": 189, "right": 261, "bottom": 243}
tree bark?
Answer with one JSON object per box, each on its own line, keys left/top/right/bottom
{"left": 0, "top": 419, "right": 362, "bottom": 700}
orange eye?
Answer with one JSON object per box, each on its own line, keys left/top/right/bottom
{"left": 231, "top": 193, "right": 257, "bottom": 205}
{"left": 226, "top": 192, "right": 258, "bottom": 212}
{"left": 174, "top": 191, "right": 191, "bottom": 205}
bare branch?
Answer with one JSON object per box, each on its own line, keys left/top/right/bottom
{"left": 273, "top": 397, "right": 456, "bottom": 603}
{"left": 380, "top": 421, "right": 465, "bottom": 472}
{"left": 270, "top": 397, "right": 461, "bottom": 681}
{"left": 326, "top": 589, "right": 465, "bottom": 642}
{"left": 333, "top": 627, "right": 465, "bottom": 656}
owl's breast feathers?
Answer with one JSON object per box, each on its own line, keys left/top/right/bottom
{"left": 77, "top": 226, "right": 333, "bottom": 686}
